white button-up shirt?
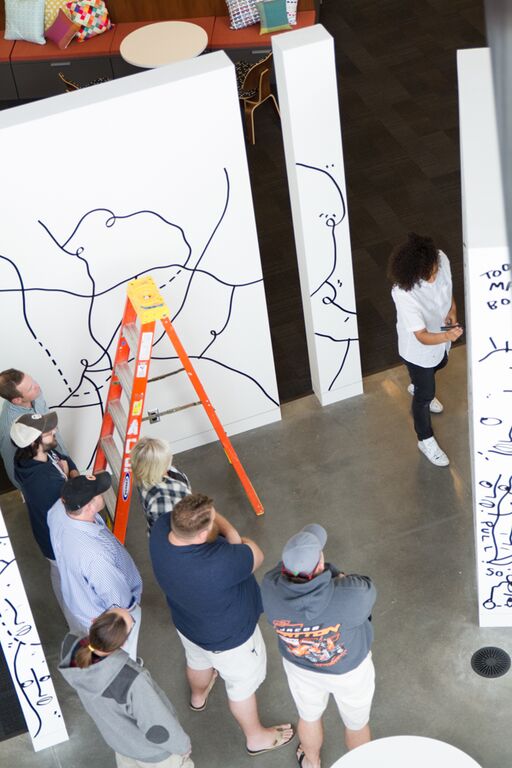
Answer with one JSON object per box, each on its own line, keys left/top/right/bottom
{"left": 391, "top": 250, "right": 453, "bottom": 368}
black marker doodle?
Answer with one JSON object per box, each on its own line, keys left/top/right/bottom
{"left": 0, "top": 513, "right": 66, "bottom": 747}
{"left": 0, "top": 168, "right": 279, "bottom": 468}
{"left": 296, "top": 162, "right": 359, "bottom": 391}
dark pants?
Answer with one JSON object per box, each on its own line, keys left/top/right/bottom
{"left": 403, "top": 353, "right": 448, "bottom": 441}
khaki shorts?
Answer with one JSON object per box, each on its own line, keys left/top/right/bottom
{"left": 176, "top": 625, "right": 267, "bottom": 702}
{"left": 282, "top": 651, "right": 375, "bottom": 729}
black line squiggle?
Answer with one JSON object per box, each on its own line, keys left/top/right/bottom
{"left": 150, "top": 353, "right": 279, "bottom": 407}
{"left": 328, "top": 339, "right": 353, "bottom": 391}
{"left": 199, "top": 286, "right": 237, "bottom": 359}
{"left": 170, "top": 168, "right": 231, "bottom": 325}
{"left": 13, "top": 643, "right": 43, "bottom": 738}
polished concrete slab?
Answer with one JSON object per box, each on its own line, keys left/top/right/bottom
{"left": 1, "top": 346, "right": 510, "bottom": 768}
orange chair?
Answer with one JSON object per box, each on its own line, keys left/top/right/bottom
{"left": 235, "top": 52, "right": 280, "bottom": 144}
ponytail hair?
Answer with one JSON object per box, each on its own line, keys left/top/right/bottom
{"left": 74, "top": 610, "right": 129, "bottom": 668}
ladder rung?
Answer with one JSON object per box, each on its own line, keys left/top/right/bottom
{"left": 108, "top": 398, "right": 127, "bottom": 440}
{"left": 123, "top": 322, "right": 140, "bottom": 357}
{"left": 103, "top": 485, "right": 117, "bottom": 525}
{"left": 100, "top": 437, "right": 122, "bottom": 485}
{"left": 115, "top": 361, "right": 133, "bottom": 400}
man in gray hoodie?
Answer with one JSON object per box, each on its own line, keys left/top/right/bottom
{"left": 261, "top": 524, "right": 376, "bottom": 768}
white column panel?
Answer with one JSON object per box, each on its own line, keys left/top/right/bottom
{"left": 458, "top": 48, "right": 512, "bottom": 627}
{"left": 273, "top": 25, "right": 363, "bottom": 406}
{"left": 0, "top": 507, "right": 68, "bottom": 750}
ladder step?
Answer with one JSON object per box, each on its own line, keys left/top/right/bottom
{"left": 100, "top": 436, "right": 122, "bottom": 485}
{"left": 108, "top": 398, "right": 127, "bottom": 440}
{"left": 123, "top": 322, "right": 140, "bottom": 357}
{"left": 115, "top": 361, "right": 133, "bottom": 400}
{"left": 103, "top": 485, "right": 117, "bottom": 526}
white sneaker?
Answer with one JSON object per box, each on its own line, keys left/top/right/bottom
{"left": 408, "top": 384, "right": 444, "bottom": 413}
{"left": 418, "top": 437, "right": 450, "bottom": 466}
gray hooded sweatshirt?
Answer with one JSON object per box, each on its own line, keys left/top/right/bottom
{"left": 59, "top": 634, "right": 191, "bottom": 762}
{"left": 261, "top": 563, "right": 376, "bottom": 675}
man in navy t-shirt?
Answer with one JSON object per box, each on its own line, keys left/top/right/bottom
{"left": 149, "top": 493, "right": 295, "bottom": 757}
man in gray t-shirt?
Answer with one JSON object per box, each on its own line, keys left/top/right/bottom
{"left": 261, "top": 524, "right": 376, "bottom": 768}
{"left": 0, "top": 368, "right": 67, "bottom": 488}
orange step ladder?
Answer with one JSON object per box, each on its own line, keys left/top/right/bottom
{"left": 93, "top": 275, "right": 264, "bottom": 543}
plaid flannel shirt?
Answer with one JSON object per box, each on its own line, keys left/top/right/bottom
{"left": 139, "top": 466, "right": 191, "bottom": 534}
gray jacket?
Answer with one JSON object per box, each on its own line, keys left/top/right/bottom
{"left": 59, "top": 635, "right": 191, "bottom": 762}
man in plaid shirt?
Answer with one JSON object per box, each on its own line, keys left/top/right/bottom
{"left": 131, "top": 437, "right": 191, "bottom": 534}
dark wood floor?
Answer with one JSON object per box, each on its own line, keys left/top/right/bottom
{"left": 248, "top": 0, "right": 486, "bottom": 401}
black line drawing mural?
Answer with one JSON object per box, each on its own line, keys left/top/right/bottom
{"left": 0, "top": 168, "right": 279, "bottom": 470}
{"left": 296, "top": 162, "right": 360, "bottom": 392}
{"left": 0, "top": 516, "right": 67, "bottom": 749}
{"left": 473, "top": 264, "right": 512, "bottom": 618}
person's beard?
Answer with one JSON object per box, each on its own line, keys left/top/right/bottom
{"left": 43, "top": 437, "right": 58, "bottom": 452}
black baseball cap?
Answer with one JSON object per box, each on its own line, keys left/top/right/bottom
{"left": 62, "top": 472, "right": 112, "bottom": 512}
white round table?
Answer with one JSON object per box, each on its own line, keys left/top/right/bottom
{"left": 120, "top": 21, "right": 208, "bottom": 69}
{"left": 329, "top": 736, "right": 482, "bottom": 768}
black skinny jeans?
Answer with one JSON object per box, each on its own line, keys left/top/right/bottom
{"left": 403, "top": 353, "right": 448, "bottom": 441}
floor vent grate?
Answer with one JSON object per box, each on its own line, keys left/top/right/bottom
{"left": 471, "top": 647, "right": 511, "bottom": 678}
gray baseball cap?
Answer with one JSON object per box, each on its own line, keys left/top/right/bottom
{"left": 282, "top": 524, "right": 327, "bottom": 575}
{"left": 10, "top": 411, "right": 58, "bottom": 448}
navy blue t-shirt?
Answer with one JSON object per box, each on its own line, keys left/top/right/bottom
{"left": 14, "top": 450, "right": 77, "bottom": 560}
{"left": 149, "top": 513, "right": 263, "bottom": 651}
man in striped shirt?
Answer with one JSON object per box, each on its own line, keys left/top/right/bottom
{"left": 48, "top": 472, "right": 143, "bottom": 660}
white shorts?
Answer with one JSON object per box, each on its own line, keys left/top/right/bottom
{"left": 176, "top": 625, "right": 267, "bottom": 702}
{"left": 282, "top": 651, "right": 375, "bottom": 729}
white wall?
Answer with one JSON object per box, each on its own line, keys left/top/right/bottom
{"left": 0, "top": 506, "right": 68, "bottom": 750}
{"left": 458, "top": 48, "right": 512, "bottom": 627}
{"left": 0, "top": 52, "right": 280, "bottom": 472}
{"left": 273, "top": 25, "right": 363, "bottom": 406}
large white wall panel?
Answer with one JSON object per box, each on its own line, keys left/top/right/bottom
{"left": 458, "top": 48, "right": 512, "bottom": 627}
{"left": 0, "top": 53, "right": 280, "bottom": 471}
{"left": 0, "top": 507, "right": 68, "bottom": 750}
{"left": 273, "top": 25, "right": 362, "bottom": 405}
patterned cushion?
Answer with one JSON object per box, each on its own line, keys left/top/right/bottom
{"left": 46, "top": 8, "right": 80, "bottom": 48}
{"left": 4, "top": 0, "right": 46, "bottom": 45}
{"left": 64, "top": 0, "right": 112, "bottom": 42}
{"left": 256, "top": 0, "right": 291, "bottom": 35}
{"left": 286, "top": 0, "right": 299, "bottom": 25}
{"left": 225, "top": 0, "right": 260, "bottom": 30}
{"left": 235, "top": 59, "right": 257, "bottom": 99}
{"left": 44, "top": 0, "right": 63, "bottom": 30}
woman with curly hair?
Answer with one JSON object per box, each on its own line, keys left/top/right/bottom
{"left": 388, "top": 233, "right": 463, "bottom": 466}
{"left": 59, "top": 608, "right": 194, "bottom": 768}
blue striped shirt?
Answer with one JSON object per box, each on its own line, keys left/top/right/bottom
{"left": 48, "top": 499, "right": 142, "bottom": 633}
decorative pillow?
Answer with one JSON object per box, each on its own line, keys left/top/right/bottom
{"left": 225, "top": 0, "right": 260, "bottom": 30}
{"left": 44, "top": 0, "right": 63, "bottom": 30}
{"left": 46, "top": 9, "right": 80, "bottom": 48}
{"left": 286, "top": 0, "right": 298, "bottom": 25}
{"left": 256, "top": 0, "right": 291, "bottom": 35}
{"left": 4, "top": 0, "right": 46, "bottom": 45}
{"left": 64, "top": 0, "right": 113, "bottom": 42}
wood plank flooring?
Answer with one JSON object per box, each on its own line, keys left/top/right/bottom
{"left": 248, "top": 0, "right": 486, "bottom": 400}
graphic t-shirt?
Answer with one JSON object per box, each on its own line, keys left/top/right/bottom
{"left": 149, "top": 513, "right": 263, "bottom": 651}
{"left": 262, "top": 563, "right": 376, "bottom": 675}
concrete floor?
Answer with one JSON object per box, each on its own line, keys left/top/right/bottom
{"left": 1, "top": 346, "right": 511, "bottom": 768}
